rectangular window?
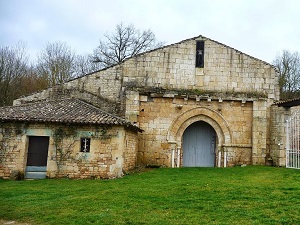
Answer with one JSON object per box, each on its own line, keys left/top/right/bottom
{"left": 196, "top": 41, "right": 205, "bottom": 68}
{"left": 80, "top": 138, "right": 91, "bottom": 152}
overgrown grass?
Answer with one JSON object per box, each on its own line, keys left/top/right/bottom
{"left": 0, "top": 166, "right": 300, "bottom": 224}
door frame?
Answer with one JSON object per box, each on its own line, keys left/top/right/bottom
{"left": 25, "top": 135, "right": 50, "bottom": 179}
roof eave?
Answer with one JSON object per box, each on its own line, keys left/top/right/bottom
{"left": 0, "top": 118, "right": 142, "bottom": 132}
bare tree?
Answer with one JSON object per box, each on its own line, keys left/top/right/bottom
{"left": 74, "top": 54, "right": 103, "bottom": 77}
{"left": 273, "top": 50, "right": 300, "bottom": 100}
{"left": 36, "top": 42, "right": 76, "bottom": 86}
{"left": 18, "top": 65, "right": 48, "bottom": 96}
{"left": 0, "top": 42, "right": 29, "bottom": 106}
{"left": 93, "top": 23, "right": 164, "bottom": 68}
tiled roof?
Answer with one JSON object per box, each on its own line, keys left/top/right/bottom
{"left": 275, "top": 97, "right": 300, "bottom": 107}
{"left": 0, "top": 98, "right": 142, "bottom": 131}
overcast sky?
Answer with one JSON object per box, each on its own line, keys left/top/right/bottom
{"left": 1, "top": 0, "right": 299, "bottom": 64}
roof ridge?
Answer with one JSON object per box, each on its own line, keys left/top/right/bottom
{"left": 10, "top": 34, "right": 275, "bottom": 87}
{"left": 74, "top": 98, "right": 127, "bottom": 121}
{"left": 69, "top": 34, "right": 276, "bottom": 82}
{"left": 132, "top": 34, "right": 275, "bottom": 68}
{"left": 9, "top": 97, "right": 71, "bottom": 108}
{"left": 198, "top": 35, "right": 276, "bottom": 69}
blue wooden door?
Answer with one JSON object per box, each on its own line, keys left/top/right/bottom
{"left": 182, "top": 121, "right": 216, "bottom": 167}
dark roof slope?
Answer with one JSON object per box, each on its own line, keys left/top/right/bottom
{"left": 0, "top": 98, "right": 141, "bottom": 132}
{"left": 275, "top": 97, "right": 300, "bottom": 108}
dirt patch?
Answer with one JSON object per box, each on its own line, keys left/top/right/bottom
{"left": 0, "top": 220, "right": 30, "bottom": 225}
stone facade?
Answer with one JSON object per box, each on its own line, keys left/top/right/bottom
{"left": 0, "top": 122, "right": 138, "bottom": 179}
{"left": 15, "top": 36, "right": 279, "bottom": 112}
{"left": 12, "top": 35, "right": 282, "bottom": 169}
{"left": 137, "top": 96, "right": 253, "bottom": 166}
{"left": 270, "top": 104, "right": 300, "bottom": 167}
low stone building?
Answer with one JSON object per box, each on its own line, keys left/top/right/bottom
{"left": 0, "top": 98, "right": 140, "bottom": 179}
{"left": 0, "top": 34, "right": 287, "bottom": 179}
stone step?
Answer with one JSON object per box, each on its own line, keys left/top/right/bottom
{"left": 25, "top": 166, "right": 47, "bottom": 179}
{"left": 25, "top": 171, "right": 46, "bottom": 179}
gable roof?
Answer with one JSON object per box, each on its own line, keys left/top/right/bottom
{"left": 16, "top": 34, "right": 277, "bottom": 101}
{"left": 0, "top": 98, "right": 142, "bottom": 132}
{"left": 70, "top": 34, "right": 276, "bottom": 81}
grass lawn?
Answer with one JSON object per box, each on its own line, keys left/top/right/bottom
{"left": 0, "top": 166, "right": 300, "bottom": 225}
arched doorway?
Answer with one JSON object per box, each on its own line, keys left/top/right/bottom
{"left": 182, "top": 121, "right": 216, "bottom": 167}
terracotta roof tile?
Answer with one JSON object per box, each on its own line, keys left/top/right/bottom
{"left": 0, "top": 98, "right": 142, "bottom": 131}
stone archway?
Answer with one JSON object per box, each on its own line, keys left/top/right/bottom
{"left": 167, "top": 107, "right": 232, "bottom": 167}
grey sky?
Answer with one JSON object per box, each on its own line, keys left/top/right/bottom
{"left": 1, "top": 0, "right": 299, "bottom": 64}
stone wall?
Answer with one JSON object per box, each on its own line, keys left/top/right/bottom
{"left": 0, "top": 123, "right": 26, "bottom": 179}
{"left": 120, "top": 37, "right": 279, "bottom": 100}
{"left": 252, "top": 100, "right": 271, "bottom": 164}
{"left": 123, "top": 130, "right": 139, "bottom": 171}
{"left": 269, "top": 105, "right": 300, "bottom": 167}
{"left": 137, "top": 95, "right": 253, "bottom": 167}
{"left": 14, "top": 36, "right": 279, "bottom": 110}
{"left": 0, "top": 122, "right": 138, "bottom": 179}
{"left": 269, "top": 105, "right": 289, "bottom": 166}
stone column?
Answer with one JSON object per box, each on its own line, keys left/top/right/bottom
{"left": 269, "top": 105, "right": 291, "bottom": 166}
{"left": 252, "top": 100, "right": 268, "bottom": 164}
{"left": 125, "top": 90, "right": 140, "bottom": 124}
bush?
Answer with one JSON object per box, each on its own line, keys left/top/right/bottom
{"left": 11, "top": 170, "right": 25, "bottom": 181}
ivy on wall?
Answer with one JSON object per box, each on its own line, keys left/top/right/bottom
{"left": 52, "top": 125, "right": 114, "bottom": 177}
{"left": 53, "top": 126, "right": 78, "bottom": 174}
{"left": 0, "top": 122, "right": 27, "bottom": 164}
{"left": 0, "top": 122, "right": 27, "bottom": 179}
{"left": 0, "top": 122, "right": 116, "bottom": 178}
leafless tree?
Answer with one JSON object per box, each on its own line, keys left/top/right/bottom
{"left": 273, "top": 50, "right": 300, "bottom": 100}
{"left": 0, "top": 42, "right": 29, "bottom": 106}
{"left": 74, "top": 54, "right": 103, "bottom": 77}
{"left": 18, "top": 65, "right": 48, "bottom": 96}
{"left": 93, "top": 23, "right": 164, "bottom": 68}
{"left": 36, "top": 42, "right": 76, "bottom": 86}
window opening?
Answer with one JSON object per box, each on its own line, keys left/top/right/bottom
{"left": 80, "top": 138, "right": 91, "bottom": 152}
{"left": 196, "top": 41, "right": 204, "bottom": 68}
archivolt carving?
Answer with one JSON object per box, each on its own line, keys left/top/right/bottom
{"left": 167, "top": 107, "right": 232, "bottom": 146}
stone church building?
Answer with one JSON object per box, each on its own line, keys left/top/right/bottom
{"left": 1, "top": 35, "right": 290, "bottom": 179}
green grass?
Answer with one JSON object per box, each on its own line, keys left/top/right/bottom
{"left": 1, "top": 166, "right": 300, "bottom": 225}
